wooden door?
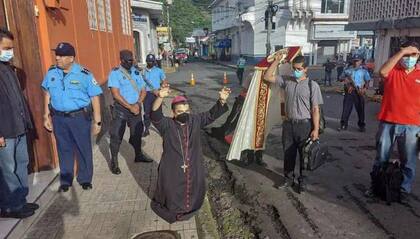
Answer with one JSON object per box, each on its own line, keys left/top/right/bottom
{"left": 2, "top": 0, "right": 55, "bottom": 172}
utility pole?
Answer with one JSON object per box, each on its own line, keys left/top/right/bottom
{"left": 237, "top": 1, "right": 242, "bottom": 56}
{"left": 266, "top": 0, "right": 273, "bottom": 56}
{"left": 166, "top": 0, "right": 173, "bottom": 52}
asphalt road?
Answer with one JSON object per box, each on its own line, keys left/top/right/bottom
{"left": 168, "top": 61, "right": 420, "bottom": 239}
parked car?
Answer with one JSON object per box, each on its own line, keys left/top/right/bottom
{"left": 175, "top": 48, "right": 188, "bottom": 63}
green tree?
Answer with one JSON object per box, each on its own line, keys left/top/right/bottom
{"left": 155, "top": 0, "right": 211, "bottom": 44}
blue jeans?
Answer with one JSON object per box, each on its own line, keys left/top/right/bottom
{"left": 372, "top": 122, "right": 420, "bottom": 193}
{"left": 0, "top": 134, "right": 29, "bottom": 211}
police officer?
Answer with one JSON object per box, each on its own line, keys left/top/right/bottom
{"left": 42, "top": 42, "right": 102, "bottom": 192}
{"left": 108, "top": 50, "right": 153, "bottom": 175}
{"left": 142, "top": 54, "right": 166, "bottom": 136}
{"left": 338, "top": 54, "right": 371, "bottom": 132}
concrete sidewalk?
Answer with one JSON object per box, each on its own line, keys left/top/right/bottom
{"left": 6, "top": 100, "right": 199, "bottom": 239}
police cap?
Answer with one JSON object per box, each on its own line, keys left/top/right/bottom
{"left": 53, "top": 42, "right": 76, "bottom": 57}
{"left": 120, "top": 49, "right": 134, "bottom": 61}
{"left": 146, "top": 54, "right": 156, "bottom": 63}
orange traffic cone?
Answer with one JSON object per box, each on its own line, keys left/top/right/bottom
{"left": 223, "top": 72, "right": 228, "bottom": 84}
{"left": 190, "top": 72, "right": 196, "bottom": 86}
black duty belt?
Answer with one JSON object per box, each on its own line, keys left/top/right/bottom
{"left": 50, "top": 107, "right": 88, "bottom": 117}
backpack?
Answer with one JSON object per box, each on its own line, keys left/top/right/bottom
{"left": 308, "top": 79, "right": 326, "bottom": 134}
{"left": 371, "top": 161, "right": 403, "bottom": 205}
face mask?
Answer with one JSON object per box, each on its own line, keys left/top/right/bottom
{"left": 0, "top": 49, "right": 13, "bottom": 62}
{"left": 175, "top": 113, "right": 189, "bottom": 124}
{"left": 121, "top": 60, "right": 133, "bottom": 70}
{"left": 401, "top": 57, "right": 418, "bottom": 69}
{"left": 293, "top": 69, "right": 304, "bottom": 79}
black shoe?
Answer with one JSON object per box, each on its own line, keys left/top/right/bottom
{"left": 58, "top": 185, "right": 70, "bottom": 192}
{"left": 134, "top": 154, "right": 153, "bottom": 163}
{"left": 24, "top": 203, "right": 39, "bottom": 211}
{"left": 278, "top": 175, "right": 294, "bottom": 189}
{"left": 337, "top": 125, "right": 347, "bottom": 131}
{"left": 359, "top": 126, "right": 366, "bottom": 132}
{"left": 0, "top": 206, "right": 35, "bottom": 219}
{"left": 401, "top": 191, "right": 410, "bottom": 204}
{"left": 364, "top": 189, "right": 375, "bottom": 199}
{"left": 81, "top": 183, "right": 93, "bottom": 190}
{"left": 255, "top": 152, "right": 266, "bottom": 166}
{"left": 243, "top": 151, "right": 255, "bottom": 166}
{"left": 296, "top": 177, "right": 306, "bottom": 194}
{"left": 110, "top": 160, "right": 121, "bottom": 175}
{"left": 142, "top": 129, "right": 150, "bottom": 137}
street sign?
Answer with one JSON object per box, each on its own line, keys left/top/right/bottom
{"left": 185, "top": 37, "right": 196, "bottom": 43}
{"left": 313, "top": 24, "right": 357, "bottom": 40}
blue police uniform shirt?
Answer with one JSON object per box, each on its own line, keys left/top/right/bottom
{"left": 107, "top": 66, "right": 145, "bottom": 104}
{"left": 143, "top": 66, "right": 166, "bottom": 91}
{"left": 341, "top": 66, "right": 371, "bottom": 88}
{"left": 41, "top": 63, "right": 103, "bottom": 112}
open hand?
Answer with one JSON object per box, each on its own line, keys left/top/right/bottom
{"left": 0, "top": 137, "right": 5, "bottom": 147}
{"left": 158, "top": 84, "right": 171, "bottom": 98}
{"left": 92, "top": 123, "right": 101, "bottom": 136}
{"left": 43, "top": 116, "right": 53, "bottom": 132}
{"left": 219, "top": 87, "right": 231, "bottom": 102}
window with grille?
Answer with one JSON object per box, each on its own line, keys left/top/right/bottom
{"left": 97, "top": 0, "right": 106, "bottom": 31}
{"left": 105, "top": 0, "right": 113, "bottom": 32}
{"left": 120, "top": 0, "right": 131, "bottom": 35}
{"left": 87, "top": 0, "right": 98, "bottom": 30}
{"left": 321, "top": 0, "right": 345, "bottom": 14}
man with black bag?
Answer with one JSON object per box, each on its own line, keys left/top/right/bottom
{"left": 264, "top": 54, "right": 324, "bottom": 192}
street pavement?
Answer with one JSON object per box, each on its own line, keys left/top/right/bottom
{"left": 168, "top": 61, "right": 420, "bottom": 239}
{"left": 7, "top": 99, "right": 199, "bottom": 239}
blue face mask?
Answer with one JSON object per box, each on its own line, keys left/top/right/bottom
{"left": 0, "top": 49, "right": 13, "bottom": 62}
{"left": 401, "top": 57, "right": 418, "bottom": 69}
{"left": 293, "top": 69, "right": 305, "bottom": 79}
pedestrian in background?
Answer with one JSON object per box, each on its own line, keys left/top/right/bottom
{"left": 323, "top": 58, "right": 335, "bottom": 86}
{"left": 338, "top": 54, "right": 371, "bottom": 132}
{"left": 142, "top": 54, "right": 166, "bottom": 136}
{"left": 0, "top": 28, "right": 39, "bottom": 219}
{"left": 42, "top": 42, "right": 102, "bottom": 192}
{"left": 336, "top": 55, "right": 345, "bottom": 81}
{"left": 236, "top": 54, "right": 246, "bottom": 85}
{"left": 264, "top": 54, "right": 323, "bottom": 191}
{"left": 156, "top": 49, "right": 163, "bottom": 68}
{"left": 108, "top": 50, "right": 152, "bottom": 175}
{"left": 365, "top": 41, "right": 420, "bottom": 201}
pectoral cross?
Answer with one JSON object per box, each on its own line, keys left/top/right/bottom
{"left": 181, "top": 164, "right": 188, "bottom": 173}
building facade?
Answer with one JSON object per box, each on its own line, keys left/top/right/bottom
{"left": 347, "top": 0, "right": 420, "bottom": 71}
{"left": 131, "top": 0, "right": 163, "bottom": 65}
{"left": 210, "top": 0, "right": 357, "bottom": 65}
{"left": 0, "top": 0, "right": 133, "bottom": 172}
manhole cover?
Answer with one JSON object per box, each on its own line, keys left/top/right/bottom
{"left": 131, "top": 230, "right": 180, "bottom": 239}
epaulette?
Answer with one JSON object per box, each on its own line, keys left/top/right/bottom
{"left": 81, "top": 67, "right": 91, "bottom": 75}
{"left": 48, "top": 65, "right": 57, "bottom": 71}
{"left": 112, "top": 66, "right": 119, "bottom": 71}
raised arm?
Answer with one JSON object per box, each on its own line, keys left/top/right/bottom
{"left": 199, "top": 87, "right": 230, "bottom": 128}
{"left": 151, "top": 84, "right": 170, "bottom": 134}
{"left": 380, "top": 46, "right": 419, "bottom": 78}
{"left": 264, "top": 52, "right": 284, "bottom": 83}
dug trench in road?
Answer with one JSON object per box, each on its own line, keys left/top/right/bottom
{"left": 169, "top": 62, "right": 420, "bottom": 239}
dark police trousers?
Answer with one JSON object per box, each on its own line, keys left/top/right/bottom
{"left": 52, "top": 112, "right": 93, "bottom": 186}
{"left": 282, "top": 119, "right": 312, "bottom": 178}
{"left": 340, "top": 89, "right": 365, "bottom": 128}
{"left": 110, "top": 103, "right": 144, "bottom": 161}
{"left": 143, "top": 91, "right": 157, "bottom": 130}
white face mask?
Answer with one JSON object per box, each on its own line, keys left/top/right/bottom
{"left": 0, "top": 49, "right": 14, "bottom": 62}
